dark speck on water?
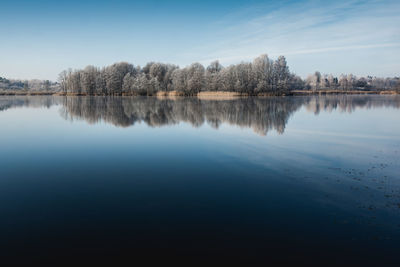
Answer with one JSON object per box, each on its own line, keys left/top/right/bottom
{"left": 0, "top": 95, "right": 399, "bottom": 265}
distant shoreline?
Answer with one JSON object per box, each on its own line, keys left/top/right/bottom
{"left": 0, "top": 90, "right": 398, "bottom": 97}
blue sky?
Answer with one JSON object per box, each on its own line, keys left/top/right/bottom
{"left": 1, "top": 0, "right": 399, "bottom": 80}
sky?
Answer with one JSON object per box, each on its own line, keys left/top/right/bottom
{"left": 0, "top": 0, "right": 399, "bottom": 80}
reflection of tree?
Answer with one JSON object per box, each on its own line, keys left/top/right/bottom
{"left": 0, "top": 96, "right": 59, "bottom": 111}
{"left": 60, "top": 96, "right": 305, "bottom": 135}
{"left": 305, "top": 95, "right": 400, "bottom": 115}
{"left": 58, "top": 95, "right": 400, "bottom": 135}
{"left": 1, "top": 95, "right": 399, "bottom": 136}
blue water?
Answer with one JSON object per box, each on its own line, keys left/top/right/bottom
{"left": 0, "top": 95, "right": 399, "bottom": 265}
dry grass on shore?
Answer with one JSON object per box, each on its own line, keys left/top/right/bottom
{"left": 156, "top": 91, "right": 185, "bottom": 97}
{"left": 379, "top": 90, "right": 399, "bottom": 95}
{"left": 1, "top": 90, "right": 398, "bottom": 97}
{"left": 197, "top": 91, "right": 245, "bottom": 100}
{"left": 291, "top": 90, "right": 399, "bottom": 95}
{"left": 0, "top": 91, "right": 55, "bottom": 96}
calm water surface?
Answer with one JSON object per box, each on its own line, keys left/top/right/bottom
{"left": 0, "top": 95, "right": 399, "bottom": 265}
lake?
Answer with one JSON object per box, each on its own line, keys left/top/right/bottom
{"left": 0, "top": 95, "right": 399, "bottom": 265}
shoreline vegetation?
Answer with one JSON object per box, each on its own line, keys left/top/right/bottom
{"left": 1, "top": 54, "right": 399, "bottom": 97}
{"left": 0, "top": 90, "right": 398, "bottom": 97}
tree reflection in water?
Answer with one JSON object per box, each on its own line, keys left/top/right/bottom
{"left": 1, "top": 95, "right": 399, "bottom": 136}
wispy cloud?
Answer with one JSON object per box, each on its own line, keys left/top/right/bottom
{"left": 1, "top": 0, "right": 399, "bottom": 79}
{"left": 182, "top": 0, "right": 400, "bottom": 77}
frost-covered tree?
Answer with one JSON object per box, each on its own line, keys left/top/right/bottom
{"left": 252, "top": 54, "right": 273, "bottom": 92}
{"left": 186, "top": 63, "right": 205, "bottom": 94}
{"left": 104, "top": 62, "right": 134, "bottom": 95}
{"left": 57, "top": 54, "right": 399, "bottom": 95}
{"left": 171, "top": 69, "right": 187, "bottom": 93}
{"left": 273, "top": 56, "right": 290, "bottom": 91}
{"left": 339, "top": 74, "right": 348, "bottom": 91}
{"left": 81, "top": 66, "right": 97, "bottom": 95}
{"left": 206, "top": 61, "right": 223, "bottom": 91}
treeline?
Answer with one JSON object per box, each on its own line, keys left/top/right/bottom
{"left": 59, "top": 54, "right": 400, "bottom": 96}
{"left": 59, "top": 54, "right": 304, "bottom": 96}
{"left": 305, "top": 72, "right": 400, "bottom": 91}
{"left": 0, "top": 77, "right": 58, "bottom": 92}
{"left": 2, "top": 53, "right": 399, "bottom": 95}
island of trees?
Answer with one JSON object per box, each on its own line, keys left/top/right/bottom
{"left": 1, "top": 54, "right": 399, "bottom": 96}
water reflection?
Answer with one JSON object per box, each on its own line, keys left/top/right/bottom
{"left": 1, "top": 94, "right": 400, "bottom": 265}
{"left": 0, "top": 95, "right": 57, "bottom": 111}
{"left": 305, "top": 95, "right": 400, "bottom": 114}
{"left": 1, "top": 95, "right": 400, "bottom": 135}
{"left": 60, "top": 97, "right": 307, "bottom": 135}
